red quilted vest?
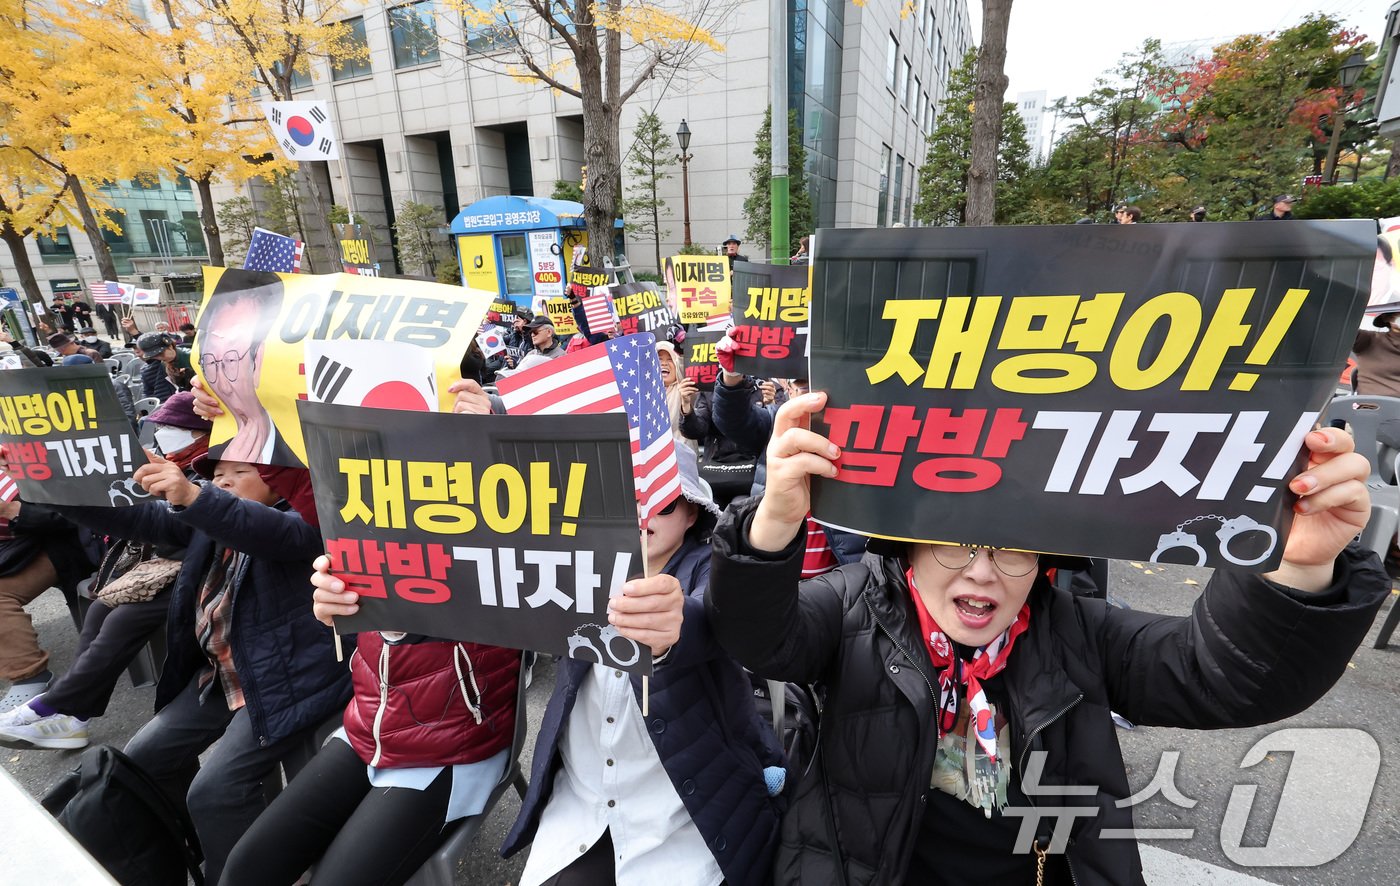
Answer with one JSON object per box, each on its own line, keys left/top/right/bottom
{"left": 342, "top": 633, "right": 520, "bottom": 769}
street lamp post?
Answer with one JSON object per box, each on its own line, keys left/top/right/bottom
{"left": 676, "top": 119, "right": 693, "bottom": 247}
{"left": 1323, "top": 51, "right": 1368, "bottom": 185}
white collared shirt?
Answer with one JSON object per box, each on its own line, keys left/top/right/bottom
{"left": 519, "top": 664, "right": 722, "bottom": 886}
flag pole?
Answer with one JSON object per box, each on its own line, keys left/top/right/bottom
{"left": 639, "top": 529, "right": 650, "bottom": 717}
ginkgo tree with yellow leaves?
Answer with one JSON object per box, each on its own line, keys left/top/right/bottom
{"left": 0, "top": 0, "right": 171, "bottom": 307}
{"left": 445, "top": 0, "right": 727, "bottom": 261}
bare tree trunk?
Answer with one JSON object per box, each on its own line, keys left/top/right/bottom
{"left": 1387, "top": 137, "right": 1400, "bottom": 180}
{"left": 965, "top": 0, "right": 1013, "bottom": 226}
{"left": 578, "top": 7, "right": 622, "bottom": 263}
{"left": 0, "top": 222, "right": 49, "bottom": 322}
{"left": 68, "top": 177, "right": 120, "bottom": 281}
{"left": 195, "top": 174, "right": 224, "bottom": 265}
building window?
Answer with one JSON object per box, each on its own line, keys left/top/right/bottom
{"left": 175, "top": 174, "right": 193, "bottom": 191}
{"left": 877, "top": 144, "right": 891, "bottom": 226}
{"left": 499, "top": 234, "right": 531, "bottom": 295}
{"left": 886, "top": 33, "right": 898, "bottom": 92}
{"left": 181, "top": 211, "right": 205, "bottom": 256}
{"left": 333, "top": 16, "right": 372, "bottom": 81}
{"left": 912, "top": 77, "right": 921, "bottom": 118}
{"left": 900, "top": 58, "right": 911, "bottom": 106}
{"left": 892, "top": 155, "right": 905, "bottom": 223}
{"left": 463, "top": 1, "right": 518, "bottom": 53}
{"left": 906, "top": 162, "right": 916, "bottom": 225}
{"left": 390, "top": 1, "right": 440, "bottom": 69}
{"left": 102, "top": 209, "right": 132, "bottom": 254}
{"left": 272, "top": 59, "right": 314, "bottom": 91}
{"left": 35, "top": 226, "right": 75, "bottom": 256}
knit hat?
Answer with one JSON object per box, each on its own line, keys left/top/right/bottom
{"left": 147, "top": 391, "right": 213, "bottom": 433}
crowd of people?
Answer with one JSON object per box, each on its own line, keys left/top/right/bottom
{"left": 0, "top": 256, "right": 1390, "bottom": 886}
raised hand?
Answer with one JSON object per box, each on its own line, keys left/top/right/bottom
{"left": 749, "top": 392, "right": 839, "bottom": 552}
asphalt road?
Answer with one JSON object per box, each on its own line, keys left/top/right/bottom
{"left": 2, "top": 560, "right": 1397, "bottom": 884}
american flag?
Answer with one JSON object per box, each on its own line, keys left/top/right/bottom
{"left": 90, "top": 282, "right": 123, "bottom": 305}
{"left": 495, "top": 332, "right": 680, "bottom": 527}
{"left": 580, "top": 289, "right": 617, "bottom": 336}
{"left": 0, "top": 473, "right": 18, "bottom": 504}
{"left": 243, "top": 228, "right": 304, "bottom": 273}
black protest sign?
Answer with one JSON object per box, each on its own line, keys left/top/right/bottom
{"left": 682, "top": 329, "right": 725, "bottom": 391}
{"left": 730, "top": 262, "right": 810, "bottom": 379}
{"left": 612, "top": 283, "right": 677, "bottom": 337}
{"left": 335, "top": 223, "right": 380, "bottom": 277}
{"left": 298, "top": 402, "right": 653, "bottom": 674}
{"left": 568, "top": 263, "right": 609, "bottom": 301}
{"left": 0, "top": 366, "right": 150, "bottom": 507}
{"left": 808, "top": 221, "right": 1373, "bottom": 570}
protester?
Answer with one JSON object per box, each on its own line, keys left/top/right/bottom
{"left": 51, "top": 453, "right": 349, "bottom": 884}
{"left": 179, "top": 322, "right": 197, "bottom": 347}
{"left": 120, "top": 315, "right": 142, "bottom": 346}
{"left": 656, "top": 339, "right": 699, "bottom": 455}
{"left": 1113, "top": 204, "right": 1142, "bottom": 224}
{"left": 53, "top": 295, "right": 76, "bottom": 332}
{"left": 135, "top": 339, "right": 178, "bottom": 402}
{"left": 0, "top": 503, "right": 102, "bottom": 713}
{"left": 1188, "top": 205, "right": 1207, "bottom": 222}
{"left": 1352, "top": 312, "right": 1400, "bottom": 398}
{"left": 721, "top": 234, "right": 748, "bottom": 270}
{"left": 526, "top": 316, "right": 566, "bottom": 358}
{"left": 223, "top": 588, "right": 520, "bottom": 885}
{"left": 705, "top": 393, "right": 1387, "bottom": 885}
{"left": 0, "top": 329, "right": 53, "bottom": 367}
{"left": 136, "top": 331, "right": 195, "bottom": 393}
{"left": 678, "top": 367, "right": 766, "bottom": 508}
{"left": 310, "top": 430, "right": 785, "bottom": 886}
{"left": 1257, "top": 194, "right": 1295, "bottom": 220}
{"left": 59, "top": 354, "right": 136, "bottom": 426}
{"left": 70, "top": 296, "right": 94, "bottom": 332}
{"left": 0, "top": 394, "right": 210, "bottom": 749}
{"left": 78, "top": 325, "right": 112, "bottom": 359}
{"left": 790, "top": 235, "right": 810, "bottom": 265}
{"left": 47, "top": 331, "right": 104, "bottom": 364}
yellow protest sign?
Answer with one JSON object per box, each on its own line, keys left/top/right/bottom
{"left": 664, "top": 255, "right": 732, "bottom": 324}
{"left": 543, "top": 297, "right": 579, "bottom": 334}
{"left": 194, "top": 267, "right": 494, "bottom": 467}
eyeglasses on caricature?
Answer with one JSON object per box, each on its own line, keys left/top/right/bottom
{"left": 199, "top": 347, "right": 254, "bottom": 383}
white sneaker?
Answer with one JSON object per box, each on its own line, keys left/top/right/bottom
{"left": 0, "top": 708, "right": 90, "bottom": 750}
{"left": 0, "top": 679, "right": 49, "bottom": 713}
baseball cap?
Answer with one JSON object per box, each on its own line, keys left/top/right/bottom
{"left": 525, "top": 316, "right": 555, "bottom": 331}
{"left": 1273, "top": 194, "right": 1296, "bottom": 204}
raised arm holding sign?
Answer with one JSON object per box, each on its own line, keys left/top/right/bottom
{"left": 704, "top": 222, "right": 1390, "bottom": 886}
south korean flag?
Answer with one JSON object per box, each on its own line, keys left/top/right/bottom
{"left": 263, "top": 100, "right": 340, "bottom": 162}
{"left": 303, "top": 341, "right": 437, "bottom": 412}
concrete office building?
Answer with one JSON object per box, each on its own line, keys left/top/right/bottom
{"left": 219, "top": 0, "right": 973, "bottom": 273}
{"left": 1015, "top": 89, "right": 1048, "bottom": 162}
{"left": 0, "top": 0, "right": 974, "bottom": 297}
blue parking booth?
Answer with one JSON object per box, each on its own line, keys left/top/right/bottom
{"left": 450, "top": 196, "right": 622, "bottom": 308}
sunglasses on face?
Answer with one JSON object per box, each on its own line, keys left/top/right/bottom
{"left": 657, "top": 496, "right": 683, "bottom": 516}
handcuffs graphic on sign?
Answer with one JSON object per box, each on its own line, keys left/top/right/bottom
{"left": 565, "top": 623, "right": 642, "bottom": 668}
{"left": 1150, "top": 514, "right": 1278, "bottom": 567}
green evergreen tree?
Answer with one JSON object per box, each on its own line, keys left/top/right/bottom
{"left": 742, "top": 108, "right": 813, "bottom": 256}
{"left": 619, "top": 111, "right": 675, "bottom": 272}
{"left": 393, "top": 200, "right": 447, "bottom": 277}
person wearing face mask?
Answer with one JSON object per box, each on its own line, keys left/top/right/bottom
{"left": 0, "top": 394, "right": 211, "bottom": 750}
{"left": 705, "top": 393, "right": 1387, "bottom": 886}
{"left": 78, "top": 325, "right": 112, "bottom": 359}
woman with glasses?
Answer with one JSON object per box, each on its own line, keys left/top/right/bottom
{"left": 706, "top": 392, "right": 1388, "bottom": 886}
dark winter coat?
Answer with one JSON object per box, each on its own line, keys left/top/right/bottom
{"left": 709, "top": 380, "right": 866, "bottom": 564}
{"left": 60, "top": 484, "right": 350, "bottom": 747}
{"left": 343, "top": 634, "right": 520, "bottom": 769}
{"left": 705, "top": 497, "right": 1389, "bottom": 886}
{"left": 503, "top": 537, "right": 786, "bottom": 886}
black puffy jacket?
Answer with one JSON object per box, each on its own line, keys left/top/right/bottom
{"left": 706, "top": 497, "right": 1388, "bottom": 886}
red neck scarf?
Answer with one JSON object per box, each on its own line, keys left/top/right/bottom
{"left": 906, "top": 567, "right": 1029, "bottom": 762}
